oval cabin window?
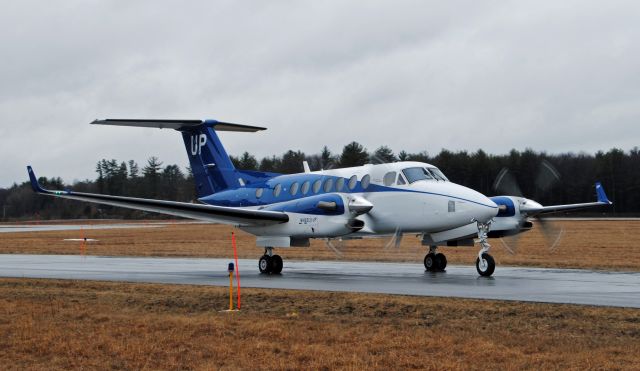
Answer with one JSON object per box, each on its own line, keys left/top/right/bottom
{"left": 348, "top": 175, "right": 358, "bottom": 190}
{"left": 361, "top": 174, "right": 371, "bottom": 190}
{"left": 313, "top": 179, "right": 322, "bottom": 194}
{"left": 383, "top": 171, "right": 396, "bottom": 186}
{"left": 290, "top": 182, "right": 299, "bottom": 196}
{"left": 301, "top": 181, "right": 310, "bottom": 194}
{"left": 324, "top": 178, "right": 334, "bottom": 192}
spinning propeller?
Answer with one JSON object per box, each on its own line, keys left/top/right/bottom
{"left": 492, "top": 160, "right": 564, "bottom": 254}
{"left": 324, "top": 238, "right": 347, "bottom": 258}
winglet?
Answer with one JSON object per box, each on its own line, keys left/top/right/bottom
{"left": 26, "top": 166, "right": 46, "bottom": 193}
{"left": 595, "top": 182, "right": 612, "bottom": 204}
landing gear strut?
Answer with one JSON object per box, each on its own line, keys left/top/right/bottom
{"left": 475, "top": 221, "right": 495, "bottom": 277}
{"left": 424, "top": 246, "right": 447, "bottom": 272}
{"left": 258, "top": 247, "right": 283, "bottom": 274}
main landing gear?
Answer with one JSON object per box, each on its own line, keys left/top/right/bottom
{"left": 424, "top": 246, "right": 447, "bottom": 272}
{"left": 475, "top": 221, "right": 495, "bottom": 277}
{"left": 258, "top": 247, "right": 283, "bottom": 274}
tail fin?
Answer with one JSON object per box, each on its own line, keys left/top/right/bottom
{"left": 595, "top": 182, "right": 612, "bottom": 204}
{"left": 91, "top": 119, "right": 266, "bottom": 197}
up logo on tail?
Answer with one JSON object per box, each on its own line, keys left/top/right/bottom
{"left": 190, "top": 134, "right": 207, "bottom": 156}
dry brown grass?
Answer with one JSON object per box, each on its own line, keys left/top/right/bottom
{"left": 1, "top": 278, "right": 639, "bottom": 370}
{"left": 2, "top": 220, "right": 640, "bottom": 270}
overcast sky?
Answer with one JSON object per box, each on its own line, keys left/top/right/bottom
{"left": 1, "top": 1, "right": 639, "bottom": 187}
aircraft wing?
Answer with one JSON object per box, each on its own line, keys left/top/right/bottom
{"left": 522, "top": 182, "right": 612, "bottom": 216}
{"left": 27, "top": 166, "right": 288, "bottom": 226}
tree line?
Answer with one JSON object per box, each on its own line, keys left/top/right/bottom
{"left": 1, "top": 143, "right": 638, "bottom": 220}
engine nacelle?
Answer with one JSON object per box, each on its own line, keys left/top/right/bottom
{"left": 489, "top": 196, "right": 534, "bottom": 237}
{"left": 242, "top": 193, "right": 368, "bottom": 241}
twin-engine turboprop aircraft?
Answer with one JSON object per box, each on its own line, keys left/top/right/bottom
{"left": 27, "top": 119, "right": 612, "bottom": 276}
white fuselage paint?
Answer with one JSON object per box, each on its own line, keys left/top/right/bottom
{"left": 240, "top": 162, "right": 498, "bottom": 244}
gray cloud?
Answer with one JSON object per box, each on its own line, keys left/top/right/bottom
{"left": 1, "top": 0, "right": 639, "bottom": 187}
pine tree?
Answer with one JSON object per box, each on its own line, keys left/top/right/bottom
{"left": 238, "top": 152, "right": 258, "bottom": 170}
{"left": 280, "top": 150, "right": 306, "bottom": 174}
{"left": 371, "top": 146, "right": 396, "bottom": 164}
{"left": 320, "top": 146, "right": 335, "bottom": 170}
{"left": 339, "top": 141, "right": 369, "bottom": 167}
{"left": 142, "top": 156, "right": 163, "bottom": 198}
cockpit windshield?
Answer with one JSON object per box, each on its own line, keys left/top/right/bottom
{"left": 427, "top": 167, "right": 448, "bottom": 181}
{"left": 402, "top": 167, "right": 433, "bottom": 183}
{"left": 402, "top": 167, "right": 448, "bottom": 183}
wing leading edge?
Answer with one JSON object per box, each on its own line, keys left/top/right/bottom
{"left": 27, "top": 166, "right": 288, "bottom": 226}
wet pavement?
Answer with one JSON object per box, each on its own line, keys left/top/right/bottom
{"left": 1, "top": 254, "right": 638, "bottom": 308}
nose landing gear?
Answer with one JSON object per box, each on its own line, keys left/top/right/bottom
{"left": 424, "top": 246, "right": 447, "bottom": 272}
{"left": 258, "top": 247, "right": 283, "bottom": 274}
{"left": 475, "top": 221, "right": 495, "bottom": 277}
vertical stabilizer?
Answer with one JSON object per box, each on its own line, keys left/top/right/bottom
{"left": 179, "top": 123, "right": 238, "bottom": 197}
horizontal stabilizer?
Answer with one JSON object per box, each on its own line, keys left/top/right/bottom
{"left": 91, "top": 119, "right": 266, "bottom": 132}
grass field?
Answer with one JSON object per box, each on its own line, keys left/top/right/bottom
{"left": 1, "top": 220, "right": 640, "bottom": 270}
{"left": 2, "top": 278, "right": 639, "bottom": 370}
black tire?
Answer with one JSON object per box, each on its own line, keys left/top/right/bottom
{"left": 475, "top": 253, "right": 495, "bottom": 277}
{"left": 435, "top": 253, "right": 447, "bottom": 271}
{"left": 271, "top": 255, "right": 283, "bottom": 274}
{"left": 424, "top": 253, "right": 436, "bottom": 271}
{"left": 258, "top": 255, "right": 272, "bottom": 274}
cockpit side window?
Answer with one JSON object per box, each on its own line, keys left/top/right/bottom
{"left": 383, "top": 171, "right": 396, "bottom": 186}
{"left": 397, "top": 173, "right": 407, "bottom": 185}
{"left": 427, "top": 167, "right": 448, "bottom": 181}
{"left": 402, "top": 167, "right": 433, "bottom": 183}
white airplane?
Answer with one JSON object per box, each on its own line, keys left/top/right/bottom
{"left": 27, "top": 119, "right": 612, "bottom": 276}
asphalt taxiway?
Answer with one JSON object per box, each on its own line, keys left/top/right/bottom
{"left": 1, "top": 254, "right": 638, "bottom": 308}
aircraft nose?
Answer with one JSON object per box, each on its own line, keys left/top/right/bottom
{"left": 474, "top": 193, "right": 498, "bottom": 222}
{"left": 460, "top": 186, "right": 498, "bottom": 223}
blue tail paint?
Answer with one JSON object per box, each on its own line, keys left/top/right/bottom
{"left": 178, "top": 121, "right": 241, "bottom": 198}
{"left": 595, "top": 182, "right": 611, "bottom": 204}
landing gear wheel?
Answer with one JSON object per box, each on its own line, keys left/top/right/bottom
{"left": 258, "top": 255, "right": 272, "bottom": 274}
{"left": 271, "top": 255, "right": 283, "bottom": 274}
{"left": 424, "top": 253, "right": 436, "bottom": 271}
{"left": 476, "top": 253, "right": 495, "bottom": 277}
{"left": 435, "top": 253, "right": 447, "bottom": 271}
